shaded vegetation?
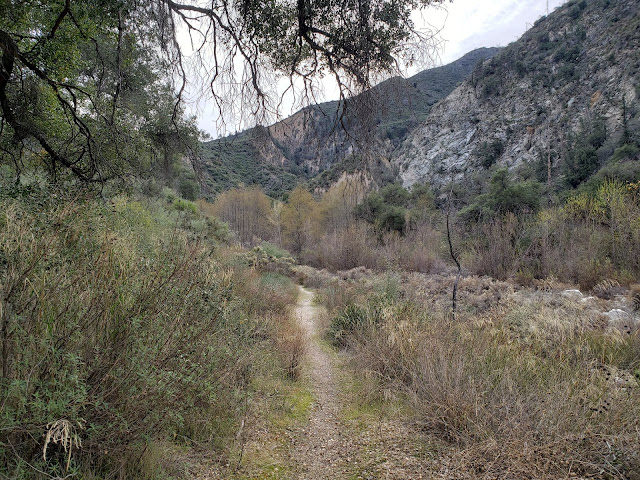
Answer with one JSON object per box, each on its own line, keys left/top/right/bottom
{"left": 201, "top": 136, "right": 301, "bottom": 199}
{"left": 0, "top": 180, "right": 302, "bottom": 478}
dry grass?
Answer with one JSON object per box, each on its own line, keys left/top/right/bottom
{"left": 321, "top": 273, "right": 640, "bottom": 479}
{"left": 303, "top": 222, "right": 445, "bottom": 274}
{"left": 235, "top": 270, "right": 306, "bottom": 381}
{"left": 42, "top": 419, "right": 83, "bottom": 471}
{"left": 271, "top": 310, "right": 307, "bottom": 381}
{"left": 292, "top": 265, "right": 336, "bottom": 289}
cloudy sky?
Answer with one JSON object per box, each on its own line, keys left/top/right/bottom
{"left": 433, "top": 0, "right": 567, "bottom": 65}
{"left": 193, "top": 0, "right": 567, "bottom": 138}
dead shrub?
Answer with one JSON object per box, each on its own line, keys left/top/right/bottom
{"left": 308, "top": 223, "right": 380, "bottom": 271}
{"left": 234, "top": 269, "right": 299, "bottom": 315}
{"left": 468, "top": 213, "right": 520, "bottom": 280}
{"left": 316, "top": 282, "right": 360, "bottom": 315}
{"left": 270, "top": 312, "right": 307, "bottom": 380}
{"left": 339, "top": 288, "right": 640, "bottom": 479}
{"left": 380, "top": 226, "right": 444, "bottom": 273}
{"left": 292, "top": 265, "right": 335, "bottom": 288}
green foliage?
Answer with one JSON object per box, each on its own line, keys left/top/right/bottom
{"left": 259, "top": 242, "right": 294, "bottom": 260}
{"left": 329, "top": 304, "right": 370, "bottom": 347}
{"left": 459, "top": 169, "right": 543, "bottom": 223}
{"left": 172, "top": 197, "right": 198, "bottom": 215}
{"left": 355, "top": 182, "right": 438, "bottom": 235}
{"left": 379, "top": 182, "right": 411, "bottom": 206}
{"left": 578, "top": 146, "right": 640, "bottom": 194}
{"left": 355, "top": 183, "right": 408, "bottom": 233}
{"left": 201, "top": 136, "right": 300, "bottom": 199}
{"left": 378, "top": 205, "right": 407, "bottom": 233}
{"left": 242, "top": 246, "right": 297, "bottom": 275}
{"left": 178, "top": 175, "right": 201, "bottom": 201}
{"left": 563, "top": 118, "right": 608, "bottom": 188}
{"left": 0, "top": 187, "right": 268, "bottom": 478}
{"left": 507, "top": 180, "right": 640, "bottom": 285}
{"left": 568, "top": 0, "right": 587, "bottom": 19}
{"left": 475, "top": 139, "right": 505, "bottom": 168}
{"left": 0, "top": 1, "right": 201, "bottom": 182}
{"left": 327, "top": 277, "right": 402, "bottom": 346}
{"left": 307, "top": 154, "right": 365, "bottom": 191}
{"left": 481, "top": 76, "right": 502, "bottom": 97}
{"left": 564, "top": 143, "right": 599, "bottom": 187}
{"left": 554, "top": 44, "right": 581, "bottom": 63}
{"left": 611, "top": 143, "right": 640, "bottom": 163}
{"left": 556, "top": 63, "right": 576, "bottom": 81}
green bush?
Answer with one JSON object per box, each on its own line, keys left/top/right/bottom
{"left": 172, "top": 197, "right": 198, "bottom": 215}
{"left": 0, "top": 190, "right": 265, "bottom": 478}
{"left": 259, "top": 241, "right": 294, "bottom": 259}
{"left": 564, "top": 144, "right": 599, "bottom": 187}
{"left": 460, "top": 169, "right": 543, "bottom": 223}
{"left": 475, "top": 139, "right": 505, "bottom": 168}
{"left": 611, "top": 143, "right": 639, "bottom": 163}
{"left": 178, "top": 176, "right": 200, "bottom": 201}
{"left": 329, "top": 304, "right": 370, "bottom": 347}
{"left": 378, "top": 205, "right": 407, "bottom": 234}
{"left": 562, "top": 117, "right": 607, "bottom": 188}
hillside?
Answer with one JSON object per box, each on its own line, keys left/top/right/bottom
{"left": 394, "top": 0, "right": 640, "bottom": 192}
{"left": 199, "top": 129, "right": 300, "bottom": 199}
{"left": 200, "top": 47, "right": 500, "bottom": 198}
{"left": 202, "top": 0, "right": 640, "bottom": 200}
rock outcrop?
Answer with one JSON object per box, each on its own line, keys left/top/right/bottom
{"left": 394, "top": 0, "right": 640, "bottom": 189}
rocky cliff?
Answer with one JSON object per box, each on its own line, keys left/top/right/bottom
{"left": 394, "top": 0, "right": 640, "bottom": 190}
{"left": 201, "top": 0, "right": 640, "bottom": 200}
{"left": 200, "top": 47, "right": 500, "bottom": 197}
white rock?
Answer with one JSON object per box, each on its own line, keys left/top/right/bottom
{"left": 561, "top": 289, "right": 583, "bottom": 298}
{"left": 603, "top": 309, "right": 630, "bottom": 322}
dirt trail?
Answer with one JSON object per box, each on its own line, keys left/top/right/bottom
{"left": 291, "top": 286, "right": 348, "bottom": 479}
{"left": 287, "top": 286, "right": 439, "bottom": 479}
{"left": 197, "top": 285, "right": 435, "bottom": 479}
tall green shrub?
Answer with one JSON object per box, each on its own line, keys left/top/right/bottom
{"left": 0, "top": 189, "right": 263, "bottom": 478}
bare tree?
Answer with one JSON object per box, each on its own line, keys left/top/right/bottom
{"left": 446, "top": 184, "right": 462, "bottom": 320}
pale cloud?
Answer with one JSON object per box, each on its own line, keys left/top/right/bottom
{"left": 433, "top": 0, "right": 567, "bottom": 65}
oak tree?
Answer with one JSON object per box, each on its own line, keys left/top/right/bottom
{"left": 1, "top": 0, "right": 446, "bottom": 182}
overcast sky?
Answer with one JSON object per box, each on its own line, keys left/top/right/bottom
{"left": 192, "top": 0, "right": 567, "bottom": 138}
{"left": 433, "top": 0, "right": 567, "bottom": 65}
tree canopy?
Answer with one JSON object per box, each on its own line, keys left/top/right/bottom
{"left": 0, "top": 0, "right": 445, "bottom": 182}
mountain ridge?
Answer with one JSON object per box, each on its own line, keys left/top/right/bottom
{"left": 394, "top": 0, "right": 640, "bottom": 193}
{"left": 200, "top": 0, "right": 640, "bottom": 200}
{"left": 199, "top": 47, "right": 501, "bottom": 197}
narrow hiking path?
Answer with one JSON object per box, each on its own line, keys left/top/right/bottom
{"left": 289, "top": 286, "right": 440, "bottom": 480}
{"left": 198, "top": 285, "right": 442, "bottom": 479}
{"left": 291, "top": 286, "right": 347, "bottom": 479}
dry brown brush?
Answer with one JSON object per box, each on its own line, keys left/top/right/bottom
{"left": 323, "top": 277, "right": 640, "bottom": 478}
